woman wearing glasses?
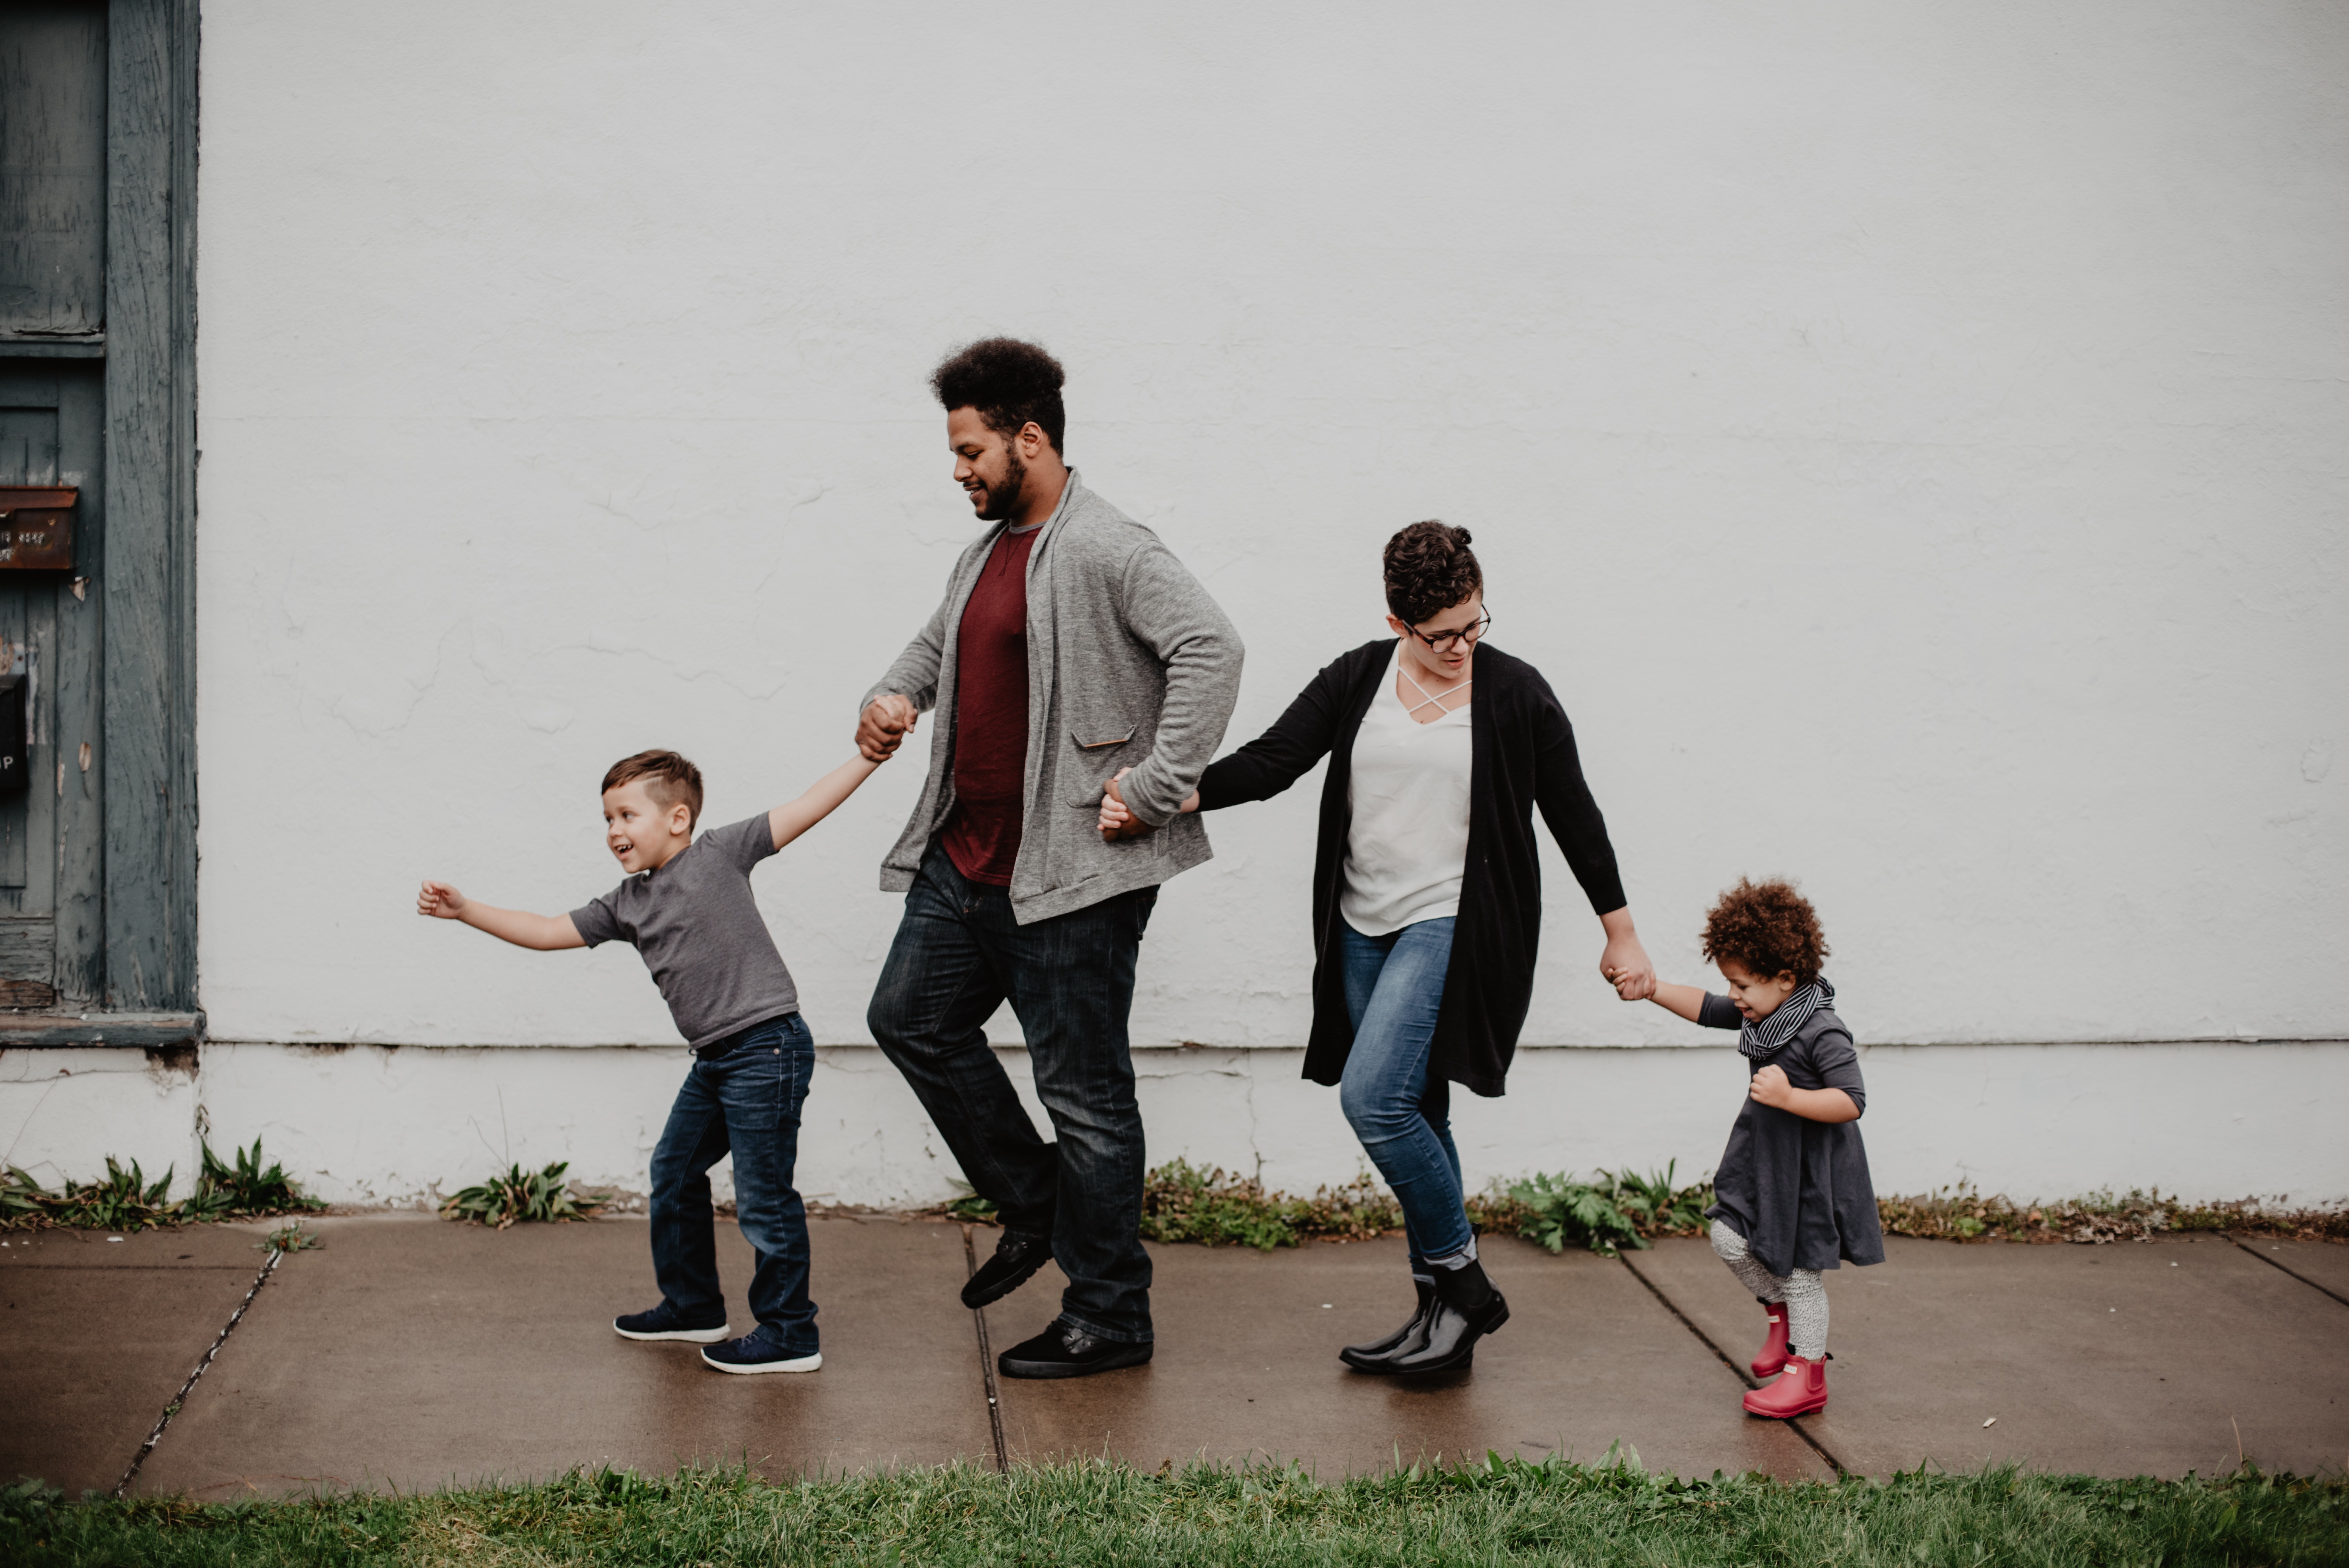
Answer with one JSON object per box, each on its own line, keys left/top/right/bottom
{"left": 1099, "top": 521, "right": 1654, "bottom": 1374}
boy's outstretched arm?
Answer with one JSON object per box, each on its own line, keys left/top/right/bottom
{"left": 417, "top": 882, "right": 586, "bottom": 950}
{"left": 768, "top": 754, "right": 884, "bottom": 852}
{"left": 1643, "top": 981, "right": 1710, "bottom": 1022}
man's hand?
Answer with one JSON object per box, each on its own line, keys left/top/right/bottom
{"left": 1749, "top": 1063, "right": 1793, "bottom": 1109}
{"left": 1099, "top": 769, "right": 1157, "bottom": 842}
{"left": 417, "top": 880, "right": 468, "bottom": 919}
{"left": 857, "top": 695, "right": 919, "bottom": 763}
{"left": 1598, "top": 911, "right": 1657, "bottom": 1001}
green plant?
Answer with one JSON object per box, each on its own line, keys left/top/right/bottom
{"left": 440, "top": 1161, "right": 607, "bottom": 1229}
{"left": 940, "top": 1180, "right": 998, "bottom": 1222}
{"left": 0, "top": 1157, "right": 181, "bottom": 1233}
{"left": 1508, "top": 1165, "right": 1715, "bottom": 1257}
{"left": 262, "top": 1222, "right": 322, "bottom": 1253}
{"left": 187, "top": 1137, "right": 328, "bottom": 1221}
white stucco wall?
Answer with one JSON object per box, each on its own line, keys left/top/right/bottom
{"left": 35, "top": 4, "right": 2345, "bottom": 1202}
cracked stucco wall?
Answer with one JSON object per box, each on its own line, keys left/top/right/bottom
{"left": 143, "top": 5, "right": 2349, "bottom": 1202}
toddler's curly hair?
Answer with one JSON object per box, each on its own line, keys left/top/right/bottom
{"left": 1701, "top": 878, "right": 1829, "bottom": 985}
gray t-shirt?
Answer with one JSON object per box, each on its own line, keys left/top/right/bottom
{"left": 569, "top": 814, "right": 799, "bottom": 1049}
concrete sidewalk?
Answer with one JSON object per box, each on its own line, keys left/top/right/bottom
{"left": 4, "top": 1215, "right": 2344, "bottom": 1497}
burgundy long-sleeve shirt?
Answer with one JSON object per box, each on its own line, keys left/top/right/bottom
{"left": 939, "top": 524, "right": 1041, "bottom": 885}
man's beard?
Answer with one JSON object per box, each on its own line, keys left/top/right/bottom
{"left": 975, "top": 452, "right": 1027, "bottom": 522}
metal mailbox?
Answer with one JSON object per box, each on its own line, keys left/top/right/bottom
{"left": 0, "top": 488, "right": 77, "bottom": 570}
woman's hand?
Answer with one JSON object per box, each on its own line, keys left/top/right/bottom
{"left": 1598, "top": 910, "right": 1656, "bottom": 1001}
{"left": 1749, "top": 1063, "right": 1793, "bottom": 1108}
{"left": 1098, "top": 767, "right": 1200, "bottom": 841}
{"left": 417, "top": 880, "right": 468, "bottom": 919}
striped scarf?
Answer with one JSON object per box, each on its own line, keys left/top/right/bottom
{"left": 1740, "top": 977, "right": 1835, "bottom": 1062}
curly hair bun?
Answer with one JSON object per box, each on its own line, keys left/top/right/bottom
{"left": 1383, "top": 520, "right": 1483, "bottom": 626}
{"left": 1701, "top": 877, "right": 1830, "bottom": 985}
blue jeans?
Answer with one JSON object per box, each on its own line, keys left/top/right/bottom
{"left": 649, "top": 1012, "right": 817, "bottom": 1355}
{"left": 1337, "top": 916, "right": 1473, "bottom": 1265}
{"left": 867, "top": 844, "right": 1157, "bottom": 1342}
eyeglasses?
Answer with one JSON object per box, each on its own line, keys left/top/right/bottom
{"left": 1406, "top": 609, "right": 1491, "bottom": 652}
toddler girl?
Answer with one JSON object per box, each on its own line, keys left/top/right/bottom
{"left": 1640, "top": 877, "right": 1882, "bottom": 1417}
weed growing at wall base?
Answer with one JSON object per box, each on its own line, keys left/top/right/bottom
{"left": 439, "top": 1161, "right": 608, "bottom": 1228}
{"left": 3, "top": 1457, "right": 2342, "bottom": 1566}
{"left": 0, "top": 1140, "right": 326, "bottom": 1233}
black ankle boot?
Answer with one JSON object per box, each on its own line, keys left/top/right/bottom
{"left": 1339, "top": 1278, "right": 1436, "bottom": 1373}
{"left": 1387, "top": 1258, "right": 1508, "bottom": 1374}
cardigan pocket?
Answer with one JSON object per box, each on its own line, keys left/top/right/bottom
{"left": 1062, "top": 723, "right": 1137, "bottom": 806}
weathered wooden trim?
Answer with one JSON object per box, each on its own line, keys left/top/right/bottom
{"left": 0, "top": 340, "right": 108, "bottom": 360}
{"left": 0, "top": 1007, "right": 202, "bottom": 1047}
{"left": 98, "top": 0, "right": 199, "bottom": 1011}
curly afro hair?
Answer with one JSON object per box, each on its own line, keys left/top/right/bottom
{"left": 931, "top": 337, "right": 1067, "bottom": 453}
{"left": 1383, "top": 520, "right": 1483, "bottom": 627}
{"left": 1701, "top": 878, "right": 1830, "bottom": 985}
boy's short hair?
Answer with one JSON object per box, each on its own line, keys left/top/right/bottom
{"left": 1383, "top": 520, "right": 1483, "bottom": 626}
{"left": 601, "top": 749, "right": 704, "bottom": 829}
{"left": 1702, "top": 878, "right": 1830, "bottom": 985}
{"left": 931, "top": 337, "right": 1067, "bottom": 453}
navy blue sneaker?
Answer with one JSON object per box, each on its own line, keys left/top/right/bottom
{"left": 613, "top": 1303, "right": 730, "bottom": 1344}
{"left": 702, "top": 1326, "right": 822, "bottom": 1375}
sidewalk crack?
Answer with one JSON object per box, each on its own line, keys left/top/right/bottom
{"left": 961, "top": 1224, "right": 1009, "bottom": 1473}
{"left": 112, "top": 1243, "right": 288, "bottom": 1498}
{"left": 2221, "top": 1232, "right": 2349, "bottom": 1310}
{"left": 1615, "top": 1251, "right": 1847, "bottom": 1476}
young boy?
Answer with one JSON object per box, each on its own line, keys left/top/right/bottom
{"left": 417, "top": 747, "right": 880, "bottom": 1374}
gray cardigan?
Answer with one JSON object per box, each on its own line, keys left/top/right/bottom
{"left": 863, "top": 471, "right": 1244, "bottom": 924}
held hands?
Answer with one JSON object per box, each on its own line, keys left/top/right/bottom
{"left": 417, "top": 880, "right": 468, "bottom": 919}
{"left": 857, "top": 695, "right": 920, "bottom": 763}
{"left": 1748, "top": 1063, "right": 1794, "bottom": 1109}
{"left": 1098, "top": 768, "right": 1156, "bottom": 842}
{"left": 1600, "top": 928, "right": 1657, "bottom": 1002}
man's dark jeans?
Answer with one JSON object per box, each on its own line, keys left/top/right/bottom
{"left": 649, "top": 1012, "right": 817, "bottom": 1356}
{"left": 868, "top": 844, "right": 1157, "bottom": 1343}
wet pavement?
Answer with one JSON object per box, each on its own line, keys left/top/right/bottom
{"left": 4, "top": 1215, "right": 2343, "bottom": 1495}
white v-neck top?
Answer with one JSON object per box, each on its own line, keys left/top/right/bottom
{"left": 1339, "top": 641, "right": 1474, "bottom": 936}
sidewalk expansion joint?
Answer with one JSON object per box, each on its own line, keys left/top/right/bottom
{"left": 2221, "top": 1232, "right": 2349, "bottom": 1310}
{"left": 962, "top": 1224, "right": 1010, "bottom": 1473}
{"left": 1614, "top": 1252, "right": 1846, "bottom": 1477}
{"left": 112, "top": 1244, "right": 288, "bottom": 1499}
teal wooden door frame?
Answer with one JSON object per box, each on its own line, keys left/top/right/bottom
{"left": 0, "top": 0, "right": 199, "bottom": 1040}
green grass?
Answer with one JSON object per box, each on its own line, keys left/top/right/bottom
{"left": 5, "top": 1458, "right": 2344, "bottom": 1566}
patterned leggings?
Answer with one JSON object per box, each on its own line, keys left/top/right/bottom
{"left": 1711, "top": 1219, "right": 1828, "bottom": 1360}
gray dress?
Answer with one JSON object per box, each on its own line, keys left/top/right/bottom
{"left": 1698, "top": 992, "right": 1885, "bottom": 1277}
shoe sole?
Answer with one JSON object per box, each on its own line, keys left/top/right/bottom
{"left": 997, "top": 1343, "right": 1153, "bottom": 1380}
{"left": 1742, "top": 1393, "right": 1828, "bottom": 1418}
{"left": 959, "top": 1251, "right": 1054, "bottom": 1311}
{"left": 702, "top": 1349, "right": 823, "bottom": 1375}
{"left": 615, "top": 1321, "right": 731, "bottom": 1344}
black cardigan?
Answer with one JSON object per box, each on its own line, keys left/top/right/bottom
{"left": 1197, "top": 640, "right": 1627, "bottom": 1098}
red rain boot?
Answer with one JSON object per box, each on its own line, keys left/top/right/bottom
{"left": 1742, "top": 1354, "right": 1828, "bottom": 1419}
{"left": 1749, "top": 1299, "right": 1789, "bottom": 1379}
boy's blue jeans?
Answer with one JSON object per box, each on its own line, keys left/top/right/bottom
{"left": 649, "top": 1012, "right": 817, "bottom": 1355}
{"left": 1336, "top": 916, "right": 1473, "bottom": 1266}
{"left": 866, "top": 844, "right": 1157, "bottom": 1343}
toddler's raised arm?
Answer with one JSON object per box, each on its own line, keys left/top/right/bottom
{"left": 417, "top": 882, "right": 585, "bottom": 951}
{"left": 1641, "top": 981, "right": 1712, "bottom": 1022}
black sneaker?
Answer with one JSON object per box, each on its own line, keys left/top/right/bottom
{"left": 701, "top": 1327, "right": 822, "bottom": 1375}
{"left": 961, "top": 1229, "right": 1053, "bottom": 1310}
{"left": 613, "top": 1303, "right": 730, "bottom": 1344}
{"left": 997, "top": 1319, "right": 1153, "bottom": 1380}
